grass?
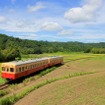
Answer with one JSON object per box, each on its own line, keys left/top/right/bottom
{"left": 0, "top": 78, "right": 7, "bottom": 84}
{"left": 0, "top": 90, "right": 9, "bottom": 97}
{"left": 1, "top": 52, "right": 105, "bottom": 105}
{"left": 0, "top": 71, "right": 95, "bottom": 105}
{"left": 11, "top": 53, "right": 105, "bottom": 105}
{"left": 30, "top": 72, "right": 105, "bottom": 105}
{"left": 0, "top": 66, "right": 57, "bottom": 97}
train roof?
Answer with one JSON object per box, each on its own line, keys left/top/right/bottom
{"left": 2, "top": 56, "right": 62, "bottom": 66}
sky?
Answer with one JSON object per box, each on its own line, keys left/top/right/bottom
{"left": 0, "top": 0, "right": 105, "bottom": 42}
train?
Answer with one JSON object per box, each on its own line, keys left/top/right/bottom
{"left": 1, "top": 56, "right": 63, "bottom": 80}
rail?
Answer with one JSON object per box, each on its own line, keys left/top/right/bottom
{"left": 0, "top": 83, "right": 9, "bottom": 90}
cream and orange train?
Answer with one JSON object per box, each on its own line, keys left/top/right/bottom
{"left": 1, "top": 56, "right": 63, "bottom": 80}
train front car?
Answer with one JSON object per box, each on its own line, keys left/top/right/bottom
{"left": 1, "top": 58, "right": 49, "bottom": 80}
{"left": 1, "top": 63, "right": 16, "bottom": 80}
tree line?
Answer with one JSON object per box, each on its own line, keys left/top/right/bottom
{"left": 0, "top": 34, "right": 105, "bottom": 61}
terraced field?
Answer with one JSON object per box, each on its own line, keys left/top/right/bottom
{"left": 14, "top": 54, "right": 105, "bottom": 105}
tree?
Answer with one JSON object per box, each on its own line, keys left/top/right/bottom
{"left": 0, "top": 51, "right": 3, "bottom": 61}
{"left": 2, "top": 49, "right": 21, "bottom": 61}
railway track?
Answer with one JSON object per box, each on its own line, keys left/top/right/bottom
{"left": 0, "top": 83, "right": 9, "bottom": 90}
{"left": 0, "top": 57, "right": 95, "bottom": 90}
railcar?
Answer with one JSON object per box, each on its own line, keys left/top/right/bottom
{"left": 1, "top": 56, "right": 63, "bottom": 80}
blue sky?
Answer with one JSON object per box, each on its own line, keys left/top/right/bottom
{"left": 0, "top": 0, "right": 105, "bottom": 42}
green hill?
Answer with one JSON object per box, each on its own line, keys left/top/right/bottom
{"left": 1, "top": 33, "right": 105, "bottom": 61}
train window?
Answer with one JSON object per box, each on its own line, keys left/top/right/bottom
{"left": 2, "top": 67, "right": 5, "bottom": 71}
{"left": 32, "top": 65, "right": 34, "bottom": 69}
{"left": 30, "top": 65, "right": 31, "bottom": 69}
{"left": 27, "top": 66, "right": 28, "bottom": 69}
{"left": 16, "top": 68, "right": 18, "bottom": 73}
{"left": 10, "top": 68, "right": 14, "bottom": 72}
{"left": 19, "top": 68, "right": 21, "bottom": 72}
{"left": 36, "top": 64, "right": 37, "bottom": 67}
{"left": 28, "top": 66, "right": 30, "bottom": 69}
{"left": 22, "top": 67, "right": 24, "bottom": 71}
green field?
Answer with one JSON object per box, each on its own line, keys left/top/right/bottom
{"left": 1, "top": 52, "right": 105, "bottom": 105}
{"left": 15, "top": 53, "right": 105, "bottom": 105}
{"left": 16, "top": 54, "right": 105, "bottom": 105}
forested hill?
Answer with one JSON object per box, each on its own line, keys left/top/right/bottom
{"left": 1, "top": 34, "right": 105, "bottom": 61}
{"left": 0, "top": 34, "right": 87, "bottom": 54}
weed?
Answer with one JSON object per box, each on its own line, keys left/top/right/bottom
{"left": 0, "top": 90, "right": 9, "bottom": 97}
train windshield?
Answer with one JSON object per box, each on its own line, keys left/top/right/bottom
{"left": 2, "top": 67, "right": 5, "bottom": 71}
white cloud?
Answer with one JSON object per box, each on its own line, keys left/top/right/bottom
{"left": 64, "top": 0, "right": 103, "bottom": 23}
{"left": 17, "top": 34, "right": 38, "bottom": 40}
{"left": 58, "top": 30, "right": 73, "bottom": 36}
{"left": 27, "top": 2, "right": 45, "bottom": 12}
{"left": 0, "top": 19, "right": 40, "bottom": 33}
{"left": 0, "top": 18, "right": 63, "bottom": 33}
{"left": 72, "top": 34, "right": 105, "bottom": 40}
{"left": 41, "top": 22, "right": 63, "bottom": 31}
{"left": 0, "top": 16, "right": 6, "bottom": 23}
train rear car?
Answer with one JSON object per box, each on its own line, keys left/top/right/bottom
{"left": 48, "top": 56, "right": 63, "bottom": 66}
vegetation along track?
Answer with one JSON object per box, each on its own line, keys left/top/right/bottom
{"left": 64, "top": 56, "right": 95, "bottom": 63}
{"left": 0, "top": 56, "right": 95, "bottom": 90}
{"left": 0, "top": 80, "right": 13, "bottom": 90}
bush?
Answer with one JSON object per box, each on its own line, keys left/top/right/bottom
{"left": 91, "top": 48, "right": 105, "bottom": 54}
{"left": 0, "top": 90, "right": 9, "bottom": 97}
